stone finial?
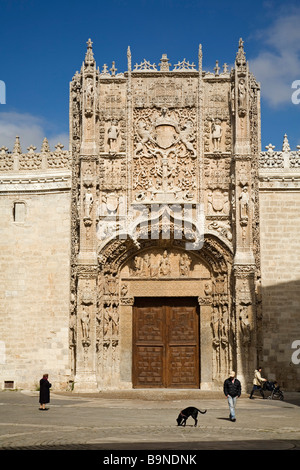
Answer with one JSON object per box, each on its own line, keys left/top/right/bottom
{"left": 236, "top": 37, "right": 246, "bottom": 67}
{"left": 282, "top": 133, "right": 291, "bottom": 152}
{"left": 127, "top": 46, "right": 132, "bottom": 72}
{"left": 41, "top": 137, "right": 50, "bottom": 153}
{"left": 159, "top": 54, "right": 171, "bottom": 72}
{"left": 0, "top": 146, "right": 8, "bottom": 154}
{"left": 85, "top": 38, "right": 95, "bottom": 66}
{"left": 198, "top": 44, "right": 202, "bottom": 72}
{"left": 55, "top": 143, "right": 65, "bottom": 152}
{"left": 12, "top": 136, "right": 22, "bottom": 155}
{"left": 222, "top": 63, "right": 229, "bottom": 73}
{"left": 27, "top": 145, "right": 36, "bottom": 153}
{"left": 110, "top": 61, "right": 117, "bottom": 77}
{"left": 265, "top": 143, "right": 275, "bottom": 155}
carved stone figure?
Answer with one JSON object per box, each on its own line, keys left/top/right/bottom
{"left": 84, "top": 190, "right": 93, "bottom": 218}
{"left": 239, "top": 186, "right": 249, "bottom": 225}
{"left": 211, "top": 119, "right": 222, "bottom": 151}
{"left": 81, "top": 308, "right": 90, "bottom": 344}
{"left": 107, "top": 120, "right": 119, "bottom": 153}
{"left": 239, "top": 306, "right": 251, "bottom": 346}
{"left": 159, "top": 250, "right": 171, "bottom": 276}
{"left": 179, "top": 252, "right": 191, "bottom": 276}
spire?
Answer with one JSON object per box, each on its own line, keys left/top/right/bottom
{"left": 84, "top": 38, "right": 95, "bottom": 67}
{"left": 235, "top": 37, "right": 246, "bottom": 67}
{"left": 12, "top": 136, "right": 22, "bottom": 154}
{"left": 282, "top": 133, "right": 290, "bottom": 152}
{"left": 127, "top": 46, "right": 132, "bottom": 72}
{"left": 198, "top": 44, "right": 202, "bottom": 73}
{"left": 41, "top": 137, "right": 50, "bottom": 153}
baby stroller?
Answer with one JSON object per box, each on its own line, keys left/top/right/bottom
{"left": 263, "top": 380, "right": 284, "bottom": 400}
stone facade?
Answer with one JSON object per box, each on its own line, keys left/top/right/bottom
{"left": 0, "top": 139, "right": 72, "bottom": 389}
{"left": 259, "top": 136, "right": 300, "bottom": 389}
{"left": 0, "top": 39, "right": 299, "bottom": 392}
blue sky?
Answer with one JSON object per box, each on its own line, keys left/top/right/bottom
{"left": 0, "top": 0, "right": 299, "bottom": 152}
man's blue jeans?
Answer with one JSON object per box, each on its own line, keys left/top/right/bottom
{"left": 227, "top": 395, "right": 237, "bottom": 419}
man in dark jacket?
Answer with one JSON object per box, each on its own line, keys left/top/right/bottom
{"left": 223, "top": 371, "right": 241, "bottom": 422}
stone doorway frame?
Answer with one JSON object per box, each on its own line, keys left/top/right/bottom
{"left": 73, "top": 234, "right": 237, "bottom": 392}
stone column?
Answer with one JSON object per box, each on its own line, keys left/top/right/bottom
{"left": 232, "top": 39, "right": 257, "bottom": 390}
{"left": 74, "top": 270, "right": 98, "bottom": 391}
{"left": 198, "top": 297, "right": 213, "bottom": 390}
{"left": 74, "top": 39, "right": 99, "bottom": 391}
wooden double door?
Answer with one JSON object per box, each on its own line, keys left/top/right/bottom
{"left": 133, "top": 298, "right": 200, "bottom": 388}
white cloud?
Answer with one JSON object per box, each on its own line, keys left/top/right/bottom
{"left": 249, "top": 8, "right": 300, "bottom": 107}
{"left": 0, "top": 111, "right": 69, "bottom": 152}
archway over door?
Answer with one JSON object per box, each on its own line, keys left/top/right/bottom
{"left": 133, "top": 297, "right": 199, "bottom": 388}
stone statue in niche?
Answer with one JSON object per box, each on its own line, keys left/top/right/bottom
{"left": 239, "top": 186, "right": 249, "bottom": 225}
{"left": 238, "top": 78, "right": 246, "bottom": 117}
{"left": 85, "top": 77, "right": 95, "bottom": 115}
{"left": 179, "top": 252, "right": 191, "bottom": 276}
{"left": 159, "top": 250, "right": 171, "bottom": 276}
{"left": 211, "top": 119, "right": 223, "bottom": 152}
{"left": 103, "top": 303, "right": 111, "bottom": 337}
{"left": 84, "top": 190, "right": 93, "bottom": 218}
{"left": 107, "top": 120, "right": 120, "bottom": 153}
{"left": 120, "top": 283, "right": 128, "bottom": 297}
{"left": 239, "top": 306, "right": 251, "bottom": 346}
{"left": 81, "top": 307, "right": 90, "bottom": 344}
{"left": 111, "top": 304, "right": 119, "bottom": 336}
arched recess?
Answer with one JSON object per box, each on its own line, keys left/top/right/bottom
{"left": 95, "top": 216, "right": 234, "bottom": 390}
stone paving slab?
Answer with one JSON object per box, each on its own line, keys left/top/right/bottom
{"left": 0, "top": 390, "right": 299, "bottom": 454}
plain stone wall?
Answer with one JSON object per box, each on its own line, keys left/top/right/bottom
{"left": 259, "top": 190, "right": 300, "bottom": 390}
{"left": 0, "top": 190, "right": 71, "bottom": 390}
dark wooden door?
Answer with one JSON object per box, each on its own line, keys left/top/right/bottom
{"left": 133, "top": 298, "right": 199, "bottom": 388}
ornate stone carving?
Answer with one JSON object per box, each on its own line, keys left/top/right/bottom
{"left": 63, "top": 38, "right": 261, "bottom": 391}
{"left": 133, "top": 107, "right": 197, "bottom": 202}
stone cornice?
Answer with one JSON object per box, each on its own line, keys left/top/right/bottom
{"left": 0, "top": 170, "right": 72, "bottom": 193}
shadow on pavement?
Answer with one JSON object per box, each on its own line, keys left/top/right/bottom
{"left": 2, "top": 440, "right": 300, "bottom": 451}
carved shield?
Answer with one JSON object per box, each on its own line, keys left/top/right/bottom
{"left": 212, "top": 190, "right": 224, "bottom": 212}
{"left": 155, "top": 124, "right": 177, "bottom": 149}
{"left": 106, "top": 193, "right": 119, "bottom": 213}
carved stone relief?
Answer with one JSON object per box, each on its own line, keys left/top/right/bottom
{"left": 133, "top": 107, "right": 198, "bottom": 203}
{"left": 65, "top": 39, "right": 262, "bottom": 391}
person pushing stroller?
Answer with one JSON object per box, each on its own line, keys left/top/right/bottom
{"left": 249, "top": 367, "right": 267, "bottom": 399}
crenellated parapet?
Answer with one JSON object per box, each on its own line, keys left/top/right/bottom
{"left": 259, "top": 134, "right": 300, "bottom": 190}
{"left": 0, "top": 136, "right": 71, "bottom": 193}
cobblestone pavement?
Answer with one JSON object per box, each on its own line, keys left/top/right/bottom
{"left": 0, "top": 390, "right": 299, "bottom": 453}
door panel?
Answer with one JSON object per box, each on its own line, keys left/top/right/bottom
{"left": 133, "top": 298, "right": 199, "bottom": 388}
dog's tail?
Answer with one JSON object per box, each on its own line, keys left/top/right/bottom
{"left": 197, "top": 409, "right": 207, "bottom": 414}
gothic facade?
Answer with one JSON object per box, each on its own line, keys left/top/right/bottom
{"left": 1, "top": 39, "right": 299, "bottom": 392}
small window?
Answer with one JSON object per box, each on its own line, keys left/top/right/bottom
{"left": 13, "top": 202, "right": 26, "bottom": 223}
{"left": 4, "top": 381, "right": 14, "bottom": 389}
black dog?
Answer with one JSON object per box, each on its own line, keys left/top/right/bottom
{"left": 176, "top": 406, "right": 207, "bottom": 427}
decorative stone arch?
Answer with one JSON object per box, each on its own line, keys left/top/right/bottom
{"left": 94, "top": 223, "right": 234, "bottom": 390}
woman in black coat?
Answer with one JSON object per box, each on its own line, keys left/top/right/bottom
{"left": 39, "top": 374, "right": 52, "bottom": 410}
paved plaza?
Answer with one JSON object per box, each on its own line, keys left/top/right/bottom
{"left": 0, "top": 389, "right": 299, "bottom": 453}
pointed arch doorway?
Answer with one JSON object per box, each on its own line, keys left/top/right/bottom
{"left": 133, "top": 297, "right": 200, "bottom": 388}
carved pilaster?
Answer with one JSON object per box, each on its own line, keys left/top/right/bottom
{"left": 74, "top": 267, "right": 98, "bottom": 391}
{"left": 233, "top": 264, "right": 257, "bottom": 389}
{"left": 232, "top": 39, "right": 256, "bottom": 268}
